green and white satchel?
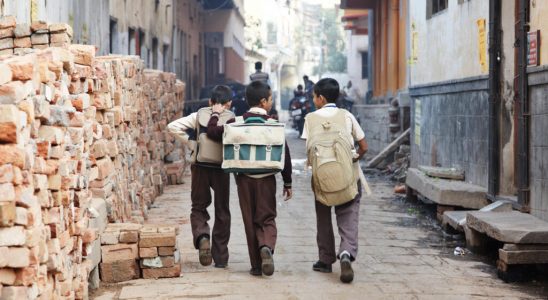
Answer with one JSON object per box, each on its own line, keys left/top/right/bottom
{"left": 222, "top": 117, "right": 286, "bottom": 173}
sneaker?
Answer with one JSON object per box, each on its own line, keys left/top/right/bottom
{"left": 198, "top": 237, "right": 212, "bottom": 266}
{"left": 260, "top": 247, "right": 275, "bottom": 276}
{"left": 339, "top": 253, "right": 354, "bottom": 283}
{"left": 249, "top": 267, "right": 262, "bottom": 276}
{"left": 312, "top": 261, "right": 332, "bottom": 273}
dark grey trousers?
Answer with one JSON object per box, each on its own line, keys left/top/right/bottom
{"left": 315, "top": 181, "right": 362, "bottom": 264}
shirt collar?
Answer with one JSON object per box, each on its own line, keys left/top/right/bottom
{"left": 322, "top": 103, "right": 337, "bottom": 109}
{"left": 248, "top": 107, "right": 268, "bottom": 115}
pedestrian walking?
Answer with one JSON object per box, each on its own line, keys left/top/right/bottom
{"left": 249, "top": 61, "right": 270, "bottom": 85}
{"left": 167, "top": 85, "right": 235, "bottom": 268}
{"left": 207, "top": 80, "right": 293, "bottom": 277}
{"left": 301, "top": 78, "right": 368, "bottom": 283}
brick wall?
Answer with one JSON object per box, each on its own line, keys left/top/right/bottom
{"left": 353, "top": 104, "right": 391, "bottom": 155}
{"left": 409, "top": 76, "right": 489, "bottom": 187}
{"left": 0, "top": 18, "right": 185, "bottom": 299}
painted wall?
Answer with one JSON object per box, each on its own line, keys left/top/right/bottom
{"left": 530, "top": 0, "right": 548, "bottom": 66}
{"left": 346, "top": 31, "right": 368, "bottom": 104}
{"left": 408, "top": 0, "right": 489, "bottom": 86}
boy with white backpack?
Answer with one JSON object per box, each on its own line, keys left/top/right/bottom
{"left": 301, "top": 78, "right": 368, "bottom": 283}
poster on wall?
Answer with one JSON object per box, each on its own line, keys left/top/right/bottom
{"left": 528, "top": 30, "right": 540, "bottom": 66}
{"left": 477, "top": 19, "right": 488, "bottom": 73}
{"left": 414, "top": 99, "right": 421, "bottom": 146}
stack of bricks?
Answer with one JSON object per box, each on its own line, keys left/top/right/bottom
{"left": 98, "top": 223, "right": 141, "bottom": 283}
{"left": 0, "top": 17, "right": 73, "bottom": 58}
{"left": 98, "top": 224, "right": 181, "bottom": 282}
{"left": 139, "top": 225, "right": 180, "bottom": 279}
{"left": 0, "top": 15, "right": 186, "bottom": 299}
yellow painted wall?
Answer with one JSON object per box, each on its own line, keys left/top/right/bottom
{"left": 530, "top": 0, "right": 548, "bottom": 66}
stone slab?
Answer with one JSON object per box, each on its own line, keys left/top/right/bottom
{"left": 467, "top": 211, "right": 548, "bottom": 244}
{"left": 442, "top": 210, "right": 471, "bottom": 232}
{"left": 406, "top": 168, "right": 488, "bottom": 209}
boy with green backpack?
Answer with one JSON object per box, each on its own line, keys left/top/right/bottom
{"left": 301, "top": 78, "right": 368, "bottom": 283}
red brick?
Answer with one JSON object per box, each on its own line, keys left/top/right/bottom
{"left": 69, "top": 44, "right": 95, "bottom": 66}
{"left": 119, "top": 230, "right": 138, "bottom": 243}
{"left": 139, "top": 232, "right": 176, "bottom": 247}
{"left": 81, "top": 228, "right": 97, "bottom": 244}
{"left": 30, "top": 21, "right": 48, "bottom": 32}
{"left": 158, "top": 246, "right": 176, "bottom": 256}
{"left": 7, "top": 54, "right": 37, "bottom": 81}
{"left": 14, "top": 266, "right": 37, "bottom": 286}
{"left": 141, "top": 264, "right": 181, "bottom": 279}
{"left": 0, "top": 28, "right": 13, "bottom": 38}
{"left": 99, "top": 259, "right": 139, "bottom": 283}
{"left": 139, "top": 247, "right": 158, "bottom": 258}
{"left": 101, "top": 243, "right": 138, "bottom": 263}
{"left": 0, "top": 145, "right": 26, "bottom": 169}
{"left": 95, "top": 158, "right": 114, "bottom": 180}
{"left": 0, "top": 81, "right": 33, "bottom": 105}
{"left": 0, "top": 286, "right": 28, "bottom": 300}
{"left": 0, "top": 201, "right": 15, "bottom": 227}
{"left": 0, "top": 63, "right": 12, "bottom": 85}
{"left": 0, "top": 16, "right": 16, "bottom": 29}
{"left": 5, "top": 247, "right": 30, "bottom": 268}
{"left": 0, "top": 268, "right": 16, "bottom": 285}
{"left": 14, "top": 37, "right": 31, "bottom": 48}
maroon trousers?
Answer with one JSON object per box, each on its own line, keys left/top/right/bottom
{"left": 190, "top": 165, "right": 231, "bottom": 265}
{"left": 315, "top": 181, "right": 362, "bottom": 265}
{"left": 235, "top": 174, "right": 277, "bottom": 269}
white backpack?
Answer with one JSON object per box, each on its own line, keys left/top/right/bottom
{"left": 306, "top": 109, "right": 358, "bottom": 206}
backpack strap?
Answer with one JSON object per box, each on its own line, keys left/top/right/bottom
{"left": 235, "top": 116, "right": 244, "bottom": 124}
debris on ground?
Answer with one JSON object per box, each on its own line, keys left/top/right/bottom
{"left": 394, "top": 184, "right": 406, "bottom": 194}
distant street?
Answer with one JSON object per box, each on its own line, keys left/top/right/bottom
{"left": 93, "top": 128, "right": 548, "bottom": 299}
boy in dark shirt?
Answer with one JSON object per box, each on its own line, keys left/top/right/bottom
{"left": 207, "top": 81, "right": 293, "bottom": 276}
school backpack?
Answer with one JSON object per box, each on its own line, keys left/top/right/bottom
{"left": 222, "top": 116, "right": 285, "bottom": 173}
{"left": 191, "top": 107, "right": 234, "bottom": 165}
{"left": 306, "top": 109, "right": 358, "bottom": 206}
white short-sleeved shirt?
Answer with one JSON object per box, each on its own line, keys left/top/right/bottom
{"left": 301, "top": 103, "right": 365, "bottom": 142}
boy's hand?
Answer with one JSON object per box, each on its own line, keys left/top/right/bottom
{"left": 211, "top": 103, "right": 224, "bottom": 114}
{"left": 283, "top": 187, "right": 293, "bottom": 201}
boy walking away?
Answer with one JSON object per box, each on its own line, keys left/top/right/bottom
{"left": 301, "top": 78, "right": 368, "bottom": 283}
{"left": 207, "top": 81, "right": 293, "bottom": 277}
{"left": 167, "top": 85, "right": 235, "bottom": 268}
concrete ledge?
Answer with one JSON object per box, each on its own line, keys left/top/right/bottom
{"left": 406, "top": 168, "right": 488, "bottom": 209}
{"left": 467, "top": 211, "right": 548, "bottom": 244}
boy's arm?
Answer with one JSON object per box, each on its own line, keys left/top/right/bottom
{"left": 206, "top": 104, "right": 228, "bottom": 142}
{"left": 167, "top": 113, "right": 196, "bottom": 143}
{"left": 354, "top": 138, "right": 368, "bottom": 162}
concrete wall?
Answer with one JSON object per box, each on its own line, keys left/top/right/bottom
{"left": 528, "top": 66, "right": 548, "bottom": 221}
{"left": 409, "top": 0, "right": 489, "bottom": 86}
{"left": 409, "top": 77, "right": 489, "bottom": 188}
{"left": 353, "top": 104, "right": 391, "bottom": 155}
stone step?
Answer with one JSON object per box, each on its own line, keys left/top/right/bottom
{"left": 405, "top": 167, "right": 488, "bottom": 209}
{"left": 442, "top": 200, "right": 514, "bottom": 232}
{"left": 467, "top": 211, "right": 548, "bottom": 244}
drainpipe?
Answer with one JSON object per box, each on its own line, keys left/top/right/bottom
{"left": 517, "top": 0, "right": 530, "bottom": 209}
{"left": 487, "top": 0, "right": 501, "bottom": 200}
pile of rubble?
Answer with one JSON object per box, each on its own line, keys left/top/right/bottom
{"left": 0, "top": 16, "right": 185, "bottom": 299}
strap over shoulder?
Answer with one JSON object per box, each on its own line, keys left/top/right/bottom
{"left": 197, "top": 107, "right": 235, "bottom": 127}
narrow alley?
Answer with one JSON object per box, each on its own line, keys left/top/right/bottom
{"left": 92, "top": 130, "right": 548, "bottom": 299}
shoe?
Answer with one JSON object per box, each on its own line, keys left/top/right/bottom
{"left": 198, "top": 237, "right": 212, "bottom": 266}
{"left": 249, "top": 267, "right": 262, "bottom": 276}
{"left": 260, "top": 247, "right": 275, "bottom": 276}
{"left": 339, "top": 254, "right": 354, "bottom": 283}
{"left": 214, "top": 263, "right": 227, "bottom": 268}
{"left": 312, "top": 261, "right": 332, "bottom": 273}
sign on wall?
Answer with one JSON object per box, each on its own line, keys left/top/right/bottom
{"left": 477, "top": 19, "right": 488, "bottom": 73}
{"left": 414, "top": 100, "right": 421, "bottom": 146}
{"left": 409, "top": 22, "right": 418, "bottom": 65}
{"left": 528, "top": 30, "right": 540, "bottom": 66}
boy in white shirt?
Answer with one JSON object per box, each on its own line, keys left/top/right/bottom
{"left": 301, "top": 78, "right": 368, "bottom": 283}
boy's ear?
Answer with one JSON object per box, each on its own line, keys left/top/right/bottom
{"left": 259, "top": 98, "right": 267, "bottom": 105}
{"left": 319, "top": 95, "right": 327, "bottom": 104}
{"left": 208, "top": 99, "right": 213, "bottom": 106}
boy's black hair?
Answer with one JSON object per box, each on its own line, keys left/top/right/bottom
{"left": 245, "top": 81, "right": 271, "bottom": 107}
{"left": 313, "top": 78, "right": 339, "bottom": 103}
{"left": 303, "top": 75, "right": 309, "bottom": 80}
{"left": 297, "top": 84, "right": 303, "bottom": 90}
{"left": 210, "top": 85, "right": 233, "bottom": 104}
{"left": 255, "top": 61, "right": 262, "bottom": 70}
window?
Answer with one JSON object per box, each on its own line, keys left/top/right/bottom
{"left": 361, "top": 51, "right": 368, "bottom": 79}
{"left": 128, "top": 27, "right": 136, "bottom": 55}
{"left": 152, "top": 37, "right": 159, "bottom": 69}
{"left": 138, "top": 29, "right": 145, "bottom": 57}
{"left": 427, "top": 0, "right": 448, "bottom": 19}
{"left": 163, "top": 44, "right": 169, "bottom": 71}
{"left": 109, "top": 18, "right": 118, "bottom": 54}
